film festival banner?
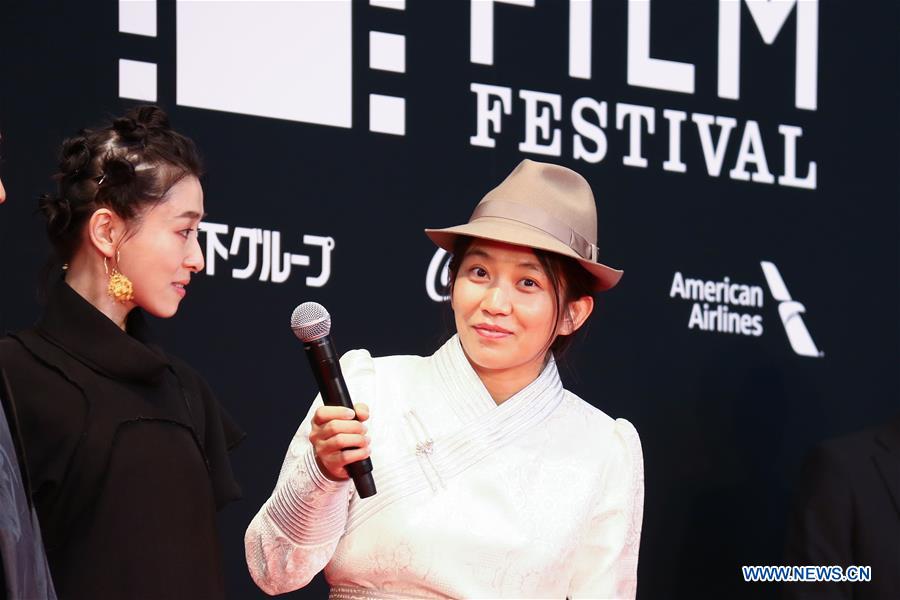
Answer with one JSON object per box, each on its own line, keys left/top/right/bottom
{"left": 0, "top": 1, "right": 897, "bottom": 597}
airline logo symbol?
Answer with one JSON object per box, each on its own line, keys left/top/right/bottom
{"left": 760, "top": 261, "right": 823, "bottom": 358}
{"left": 663, "top": 261, "right": 823, "bottom": 358}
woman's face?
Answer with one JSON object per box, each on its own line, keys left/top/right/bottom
{"left": 452, "top": 239, "right": 558, "bottom": 381}
{"left": 117, "top": 175, "right": 205, "bottom": 318}
{"left": 0, "top": 175, "right": 6, "bottom": 204}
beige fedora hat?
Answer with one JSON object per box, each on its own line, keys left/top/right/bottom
{"left": 425, "top": 159, "right": 622, "bottom": 291}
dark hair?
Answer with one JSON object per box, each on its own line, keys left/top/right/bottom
{"left": 37, "top": 105, "right": 203, "bottom": 265}
{"left": 447, "top": 235, "right": 595, "bottom": 358}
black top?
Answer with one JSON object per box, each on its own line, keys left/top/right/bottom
{"left": 783, "top": 416, "right": 900, "bottom": 600}
{"left": 0, "top": 282, "right": 244, "bottom": 599}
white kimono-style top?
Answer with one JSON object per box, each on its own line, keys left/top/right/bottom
{"left": 245, "top": 335, "right": 644, "bottom": 599}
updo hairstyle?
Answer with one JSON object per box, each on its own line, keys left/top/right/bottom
{"left": 38, "top": 105, "right": 203, "bottom": 265}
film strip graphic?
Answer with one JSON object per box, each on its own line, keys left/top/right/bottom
{"left": 368, "top": 0, "right": 406, "bottom": 135}
{"left": 118, "top": 0, "right": 157, "bottom": 101}
{"left": 118, "top": 0, "right": 407, "bottom": 136}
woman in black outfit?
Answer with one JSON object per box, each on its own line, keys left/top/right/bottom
{"left": 0, "top": 105, "right": 243, "bottom": 599}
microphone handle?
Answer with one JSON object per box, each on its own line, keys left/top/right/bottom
{"left": 303, "top": 335, "right": 376, "bottom": 498}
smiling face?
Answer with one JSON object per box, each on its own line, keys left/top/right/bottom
{"left": 116, "top": 175, "right": 205, "bottom": 318}
{"left": 452, "top": 239, "right": 562, "bottom": 387}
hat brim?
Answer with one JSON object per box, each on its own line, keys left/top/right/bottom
{"left": 425, "top": 217, "right": 622, "bottom": 292}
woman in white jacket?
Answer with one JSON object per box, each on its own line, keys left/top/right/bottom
{"left": 245, "top": 159, "right": 644, "bottom": 599}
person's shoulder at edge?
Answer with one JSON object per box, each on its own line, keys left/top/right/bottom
{"left": 340, "top": 346, "right": 429, "bottom": 374}
{"left": 798, "top": 416, "right": 899, "bottom": 484}
{"left": 818, "top": 416, "right": 899, "bottom": 454}
{"left": 562, "top": 388, "right": 640, "bottom": 437}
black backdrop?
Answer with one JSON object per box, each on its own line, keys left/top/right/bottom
{"left": 1, "top": 1, "right": 897, "bottom": 598}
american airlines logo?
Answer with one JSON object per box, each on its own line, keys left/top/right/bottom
{"left": 760, "top": 261, "right": 823, "bottom": 358}
{"left": 667, "top": 261, "right": 822, "bottom": 358}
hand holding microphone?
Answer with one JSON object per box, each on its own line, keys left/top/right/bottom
{"left": 309, "top": 403, "right": 371, "bottom": 482}
{"left": 291, "top": 302, "right": 377, "bottom": 498}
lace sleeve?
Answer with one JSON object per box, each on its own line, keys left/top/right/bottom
{"left": 569, "top": 418, "right": 645, "bottom": 600}
{"left": 244, "top": 349, "right": 374, "bottom": 595}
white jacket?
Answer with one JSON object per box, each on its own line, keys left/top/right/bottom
{"left": 246, "top": 335, "right": 644, "bottom": 599}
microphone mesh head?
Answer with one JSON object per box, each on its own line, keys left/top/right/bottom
{"left": 291, "top": 302, "right": 332, "bottom": 342}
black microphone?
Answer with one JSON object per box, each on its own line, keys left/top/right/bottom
{"left": 290, "top": 302, "right": 376, "bottom": 499}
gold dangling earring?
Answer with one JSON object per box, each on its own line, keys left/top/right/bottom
{"left": 105, "top": 252, "right": 134, "bottom": 303}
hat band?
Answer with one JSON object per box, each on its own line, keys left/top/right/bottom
{"left": 470, "top": 199, "right": 598, "bottom": 262}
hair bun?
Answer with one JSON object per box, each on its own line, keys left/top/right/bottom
{"left": 114, "top": 106, "right": 171, "bottom": 145}
{"left": 99, "top": 155, "right": 136, "bottom": 188}
{"left": 129, "top": 105, "right": 170, "bottom": 129}
{"left": 37, "top": 193, "right": 73, "bottom": 237}
{"left": 112, "top": 116, "right": 149, "bottom": 146}
{"left": 58, "top": 136, "right": 92, "bottom": 178}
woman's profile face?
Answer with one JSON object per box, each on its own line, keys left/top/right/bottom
{"left": 116, "top": 175, "right": 205, "bottom": 318}
{"left": 452, "top": 239, "right": 558, "bottom": 380}
{"left": 0, "top": 176, "right": 6, "bottom": 204}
